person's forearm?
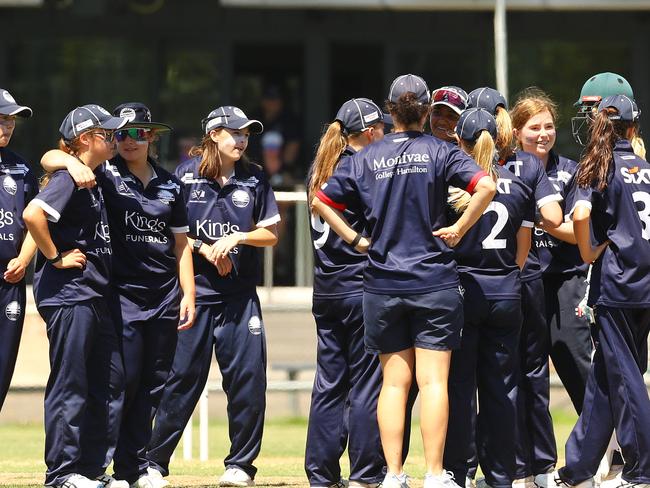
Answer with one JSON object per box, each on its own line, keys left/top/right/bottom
{"left": 544, "top": 221, "right": 577, "bottom": 245}
{"left": 539, "top": 201, "right": 563, "bottom": 229}
{"left": 312, "top": 198, "right": 358, "bottom": 244}
{"left": 17, "top": 232, "right": 37, "bottom": 266}
{"left": 174, "top": 234, "right": 196, "bottom": 298}
{"left": 41, "top": 149, "right": 77, "bottom": 172}
{"left": 23, "top": 205, "right": 58, "bottom": 259}
{"left": 516, "top": 227, "right": 531, "bottom": 270}
{"left": 454, "top": 177, "right": 496, "bottom": 237}
{"left": 238, "top": 225, "right": 278, "bottom": 247}
{"left": 573, "top": 207, "right": 596, "bottom": 263}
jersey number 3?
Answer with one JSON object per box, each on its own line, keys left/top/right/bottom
{"left": 482, "top": 201, "right": 508, "bottom": 249}
{"left": 311, "top": 213, "right": 330, "bottom": 250}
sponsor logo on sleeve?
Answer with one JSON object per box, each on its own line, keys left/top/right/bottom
{"left": 248, "top": 315, "right": 262, "bottom": 335}
{"left": 5, "top": 301, "right": 21, "bottom": 321}
{"left": 3, "top": 175, "right": 17, "bottom": 195}
{"left": 231, "top": 189, "right": 250, "bottom": 208}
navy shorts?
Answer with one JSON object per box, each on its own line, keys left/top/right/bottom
{"left": 363, "top": 287, "right": 464, "bottom": 354}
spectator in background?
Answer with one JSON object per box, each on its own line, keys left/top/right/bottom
{"left": 248, "top": 85, "right": 302, "bottom": 187}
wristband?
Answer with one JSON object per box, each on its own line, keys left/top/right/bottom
{"left": 350, "top": 233, "right": 362, "bottom": 248}
{"left": 238, "top": 232, "right": 247, "bottom": 243}
{"left": 47, "top": 251, "right": 62, "bottom": 265}
{"left": 192, "top": 239, "right": 203, "bottom": 254}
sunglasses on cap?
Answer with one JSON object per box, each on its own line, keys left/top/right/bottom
{"left": 431, "top": 89, "right": 468, "bottom": 109}
{"left": 115, "top": 128, "right": 151, "bottom": 142}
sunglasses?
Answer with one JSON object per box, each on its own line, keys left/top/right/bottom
{"left": 115, "top": 128, "right": 151, "bottom": 142}
{"left": 91, "top": 130, "right": 115, "bottom": 143}
{"left": 432, "top": 89, "right": 467, "bottom": 110}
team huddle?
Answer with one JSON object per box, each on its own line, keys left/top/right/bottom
{"left": 0, "top": 69, "right": 648, "bottom": 488}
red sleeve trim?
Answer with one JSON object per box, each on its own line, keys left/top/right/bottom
{"left": 466, "top": 171, "right": 489, "bottom": 194}
{"left": 316, "top": 190, "right": 346, "bottom": 211}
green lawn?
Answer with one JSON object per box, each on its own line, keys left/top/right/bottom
{"left": 0, "top": 411, "right": 578, "bottom": 488}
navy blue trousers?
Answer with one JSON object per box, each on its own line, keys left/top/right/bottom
{"left": 305, "top": 295, "right": 385, "bottom": 486}
{"left": 544, "top": 273, "right": 592, "bottom": 413}
{"left": 559, "top": 306, "right": 650, "bottom": 485}
{"left": 147, "top": 292, "right": 266, "bottom": 478}
{"left": 444, "top": 280, "right": 521, "bottom": 488}
{"left": 112, "top": 299, "right": 178, "bottom": 483}
{"left": 41, "top": 299, "right": 125, "bottom": 486}
{"left": 0, "top": 280, "right": 26, "bottom": 411}
{"left": 515, "top": 278, "right": 557, "bottom": 478}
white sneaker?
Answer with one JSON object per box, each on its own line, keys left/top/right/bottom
{"left": 58, "top": 474, "right": 103, "bottom": 488}
{"left": 425, "top": 471, "right": 463, "bottom": 488}
{"left": 381, "top": 472, "right": 410, "bottom": 488}
{"left": 514, "top": 477, "right": 536, "bottom": 488}
{"left": 95, "top": 474, "right": 129, "bottom": 488}
{"left": 600, "top": 473, "right": 650, "bottom": 488}
{"left": 534, "top": 471, "right": 593, "bottom": 488}
{"left": 219, "top": 467, "right": 255, "bottom": 487}
{"left": 130, "top": 468, "right": 170, "bottom": 488}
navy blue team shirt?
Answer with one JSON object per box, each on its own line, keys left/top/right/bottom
{"left": 176, "top": 157, "right": 280, "bottom": 302}
{"left": 318, "top": 131, "right": 488, "bottom": 296}
{"left": 500, "top": 150, "right": 562, "bottom": 282}
{"left": 0, "top": 148, "right": 37, "bottom": 275}
{"left": 533, "top": 151, "right": 587, "bottom": 276}
{"left": 31, "top": 170, "right": 112, "bottom": 308}
{"left": 98, "top": 157, "right": 189, "bottom": 320}
{"left": 571, "top": 140, "right": 650, "bottom": 308}
{"left": 310, "top": 147, "right": 366, "bottom": 299}
{"left": 454, "top": 165, "right": 535, "bottom": 299}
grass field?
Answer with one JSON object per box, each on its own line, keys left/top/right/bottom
{"left": 0, "top": 411, "right": 578, "bottom": 488}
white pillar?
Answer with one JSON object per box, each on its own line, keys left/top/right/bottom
{"left": 183, "top": 415, "right": 193, "bottom": 460}
{"left": 199, "top": 386, "right": 209, "bottom": 461}
{"left": 494, "top": 0, "right": 509, "bottom": 100}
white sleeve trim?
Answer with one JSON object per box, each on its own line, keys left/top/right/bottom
{"left": 568, "top": 199, "right": 592, "bottom": 220}
{"left": 536, "top": 193, "right": 563, "bottom": 209}
{"left": 31, "top": 199, "right": 61, "bottom": 223}
{"left": 256, "top": 213, "right": 281, "bottom": 228}
{"left": 521, "top": 220, "right": 534, "bottom": 228}
{"left": 170, "top": 226, "right": 190, "bottom": 234}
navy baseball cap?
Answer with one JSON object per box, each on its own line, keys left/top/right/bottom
{"left": 59, "top": 104, "right": 128, "bottom": 141}
{"left": 456, "top": 108, "right": 497, "bottom": 142}
{"left": 431, "top": 86, "right": 468, "bottom": 115}
{"left": 598, "top": 94, "right": 640, "bottom": 122}
{"left": 468, "top": 87, "right": 508, "bottom": 115}
{"left": 113, "top": 102, "right": 172, "bottom": 131}
{"left": 202, "top": 106, "right": 264, "bottom": 134}
{"left": 335, "top": 98, "right": 384, "bottom": 134}
{"left": 388, "top": 74, "right": 430, "bottom": 104}
{"left": 0, "top": 89, "right": 32, "bottom": 118}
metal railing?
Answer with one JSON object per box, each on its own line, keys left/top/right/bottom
{"left": 264, "top": 190, "right": 313, "bottom": 289}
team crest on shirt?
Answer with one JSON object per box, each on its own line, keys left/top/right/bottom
{"left": 2, "top": 175, "right": 17, "bottom": 195}
{"left": 157, "top": 189, "right": 175, "bottom": 205}
{"left": 189, "top": 189, "right": 206, "bottom": 203}
{"left": 5, "top": 301, "right": 20, "bottom": 321}
{"left": 248, "top": 315, "right": 262, "bottom": 336}
{"left": 231, "top": 189, "right": 250, "bottom": 208}
{"left": 117, "top": 181, "right": 135, "bottom": 197}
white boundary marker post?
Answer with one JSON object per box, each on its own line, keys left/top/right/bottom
{"left": 199, "top": 385, "right": 209, "bottom": 461}
{"left": 183, "top": 415, "right": 193, "bottom": 460}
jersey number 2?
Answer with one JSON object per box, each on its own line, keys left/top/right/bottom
{"left": 311, "top": 213, "right": 330, "bottom": 250}
{"left": 482, "top": 201, "right": 508, "bottom": 249}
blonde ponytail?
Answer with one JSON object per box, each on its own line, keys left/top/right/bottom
{"left": 495, "top": 106, "right": 514, "bottom": 161}
{"left": 308, "top": 121, "right": 347, "bottom": 204}
{"left": 450, "top": 131, "right": 497, "bottom": 213}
